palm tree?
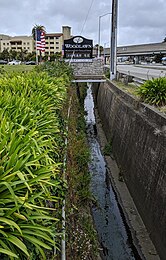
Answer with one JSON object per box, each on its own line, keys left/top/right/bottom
{"left": 32, "top": 24, "right": 46, "bottom": 63}
{"left": 32, "top": 24, "right": 46, "bottom": 40}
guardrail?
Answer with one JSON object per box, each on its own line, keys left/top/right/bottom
{"left": 116, "top": 66, "right": 166, "bottom": 85}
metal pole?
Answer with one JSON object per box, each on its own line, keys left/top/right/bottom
{"left": 35, "top": 29, "right": 38, "bottom": 65}
{"left": 98, "top": 16, "right": 101, "bottom": 58}
{"left": 110, "top": 0, "right": 118, "bottom": 80}
{"left": 61, "top": 200, "right": 66, "bottom": 260}
{"left": 98, "top": 13, "right": 112, "bottom": 59}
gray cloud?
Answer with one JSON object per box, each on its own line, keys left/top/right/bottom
{"left": 0, "top": 0, "right": 165, "bottom": 46}
{"left": 118, "top": 0, "right": 166, "bottom": 45}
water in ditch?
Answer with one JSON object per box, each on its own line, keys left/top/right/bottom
{"left": 84, "top": 83, "right": 141, "bottom": 260}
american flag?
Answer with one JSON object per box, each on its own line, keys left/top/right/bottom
{"left": 36, "top": 29, "right": 45, "bottom": 52}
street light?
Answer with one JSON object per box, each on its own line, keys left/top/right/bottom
{"left": 98, "top": 12, "right": 112, "bottom": 58}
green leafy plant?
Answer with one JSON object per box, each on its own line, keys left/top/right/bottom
{"left": 35, "top": 61, "right": 73, "bottom": 81}
{"left": 0, "top": 69, "right": 70, "bottom": 259}
{"left": 136, "top": 77, "right": 166, "bottom": 106}
{"left": 103, "top": 140, "right": 112, "bottom": 155}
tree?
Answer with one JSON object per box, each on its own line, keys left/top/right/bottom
{"left": 32, "top": 24, "right": 46, "bottom": 63}
{"left": 9, "top": 49, "right": 17, "bottom": 60}
{"left": 0, "top": 49, "right": 9, "bottom": 60}
{"left": 93, "top": 44, "right": 104, "bottom": 57}
{"left": 32, "top": 24, "right": 46, "bottom": 40}
{"left": 16, "top": 48, "right": 28, "bottom": 61}
{"left": 26, "top": 51, "right": 36, "bottom": 62}
{"left": 163, "top": 36, "right": 166, "bottom": 43}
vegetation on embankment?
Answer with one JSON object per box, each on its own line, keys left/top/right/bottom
{"left": 104, "top": 68, "right": 166, "bottom": 111}
{"left": 112, "top": 78, "right": 166, "bottom": 113}
{"left": 0, "top": 62, "right": 72, "bottom": 259}
{"left": 0, "top": 64, "right": 35, "bottom": 73}
{"left": 136, "top": 77, "right": 166, "bottom": 107}
{"left": 65, "top": 84, "right": 99, "bottom": 260}
{"left": 0, "top": 61, "right": 99, "bottom": 259}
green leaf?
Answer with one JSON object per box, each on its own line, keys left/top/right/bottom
{"left": 33, "top": 243, "right": 46, "bottom": 260}
{"left": 22, "top": 234, "right": 52, "bottom": 250}
{"left": 0, "top": 217, "right": 22, "bottom": 234}
{"left": 19, "top": 224, "right": 53, "bottom": 234}
{"left": 7, "top": 235, "right": 29, "bottom": 256}
{"left": 0, "top": 182, "right": 18, "bottom": 208}
{"left": 28, "top": 215, "right": 59, "bottom": 221}
{"left": 0, "top": 248, "right": 18, "bottom": 258}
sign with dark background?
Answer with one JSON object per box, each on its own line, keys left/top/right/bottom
{"left": 63, "top": 36, "right": 93, "bottom": 59}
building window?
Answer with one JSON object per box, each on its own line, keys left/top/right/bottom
{"left": 27, "top": 42, "right": 30, "bottom": 45}
{"left": 45, "top": 47, "right": 48, "bottom": 49}
{"left": 56, "top": 47, "right": 59, "bottom": 49}
{"left": 50, "top": 52, "right": 54, "bottom": 54}
{"left": 50, "top": 47, "right": 54, "bottom": 49}
{"left": 27, "top": 47, "right": 30, "bottom": 50}
{"left": 49, "top": 37, "right": 54, "bottom": 40}
{"left": 56, "top": 37, "right": 59, "bottom": 39}
{"left": 50, "top": 41, "right": 54, "bottom": 44}
{"left": 56, "top": 42, "right": 59, "bottom": 44}
{"left": 7, "top": 43, "right": 9, "bottom": 45}
{"left": 3, "top": 43, "right": 5, "bottom": 45}
{"left": 45, "top": 41, "right": 48, "bottom": 44}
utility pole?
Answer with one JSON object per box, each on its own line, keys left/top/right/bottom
{"left": 110, "top": 0, "right": 118, "bottom": 80}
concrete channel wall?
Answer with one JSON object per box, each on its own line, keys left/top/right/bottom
{"left": 94, "top": 80, "right": 166, "bottom": 260}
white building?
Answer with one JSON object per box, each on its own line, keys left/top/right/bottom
{"left": 0, "top": 26, "right": 72, "bottom": 55}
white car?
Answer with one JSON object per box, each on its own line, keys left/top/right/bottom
{"left": 8, "top": 60, "right": 21, "bottom": 65}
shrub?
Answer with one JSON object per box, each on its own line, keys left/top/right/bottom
{"left": 137, "top": 77, "right": 166, "bottom": 106}
{"left": 0, "top": 71, "right": 69, "bottom": 259}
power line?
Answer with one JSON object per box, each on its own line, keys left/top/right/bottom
{"left": 79, "top": 0, "right": 95, "bottom": 35}
{"left": 69, "top": 0, "right": 95, "bottom": 63}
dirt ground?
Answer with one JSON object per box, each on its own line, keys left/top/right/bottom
{"left": 94, "top": 108, "right": 161, "bottom": 260}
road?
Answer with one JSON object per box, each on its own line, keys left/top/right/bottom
{"left": 117, "top": 64, "right": 166, "bottom": 80}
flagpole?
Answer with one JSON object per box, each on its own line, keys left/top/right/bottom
{"left": 35, "top": 29, "right": 38, "bottom": 65}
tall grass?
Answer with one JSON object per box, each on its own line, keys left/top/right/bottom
{"left": 0, "top": 70, "right": 69, "bottom": 259}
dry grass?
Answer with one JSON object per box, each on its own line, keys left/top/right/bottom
{"left": 113, "top": 80, "right": 139, "bottom": 98}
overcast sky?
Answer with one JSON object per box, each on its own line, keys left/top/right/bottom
{"left": 0, "top": 0, "right": 166, "bottom": 47}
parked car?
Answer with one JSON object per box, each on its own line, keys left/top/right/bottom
{"left": 161, "top": 57, "right": 166, "bottom": 65}
{"left": 8, "top": 60, "right": 21, "bottom": 65}
{"left": 25, "top": 61, "right": 36, "bottom": 65}
{"left": 0, "top": 60, "right": 8, "bottom": 64}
